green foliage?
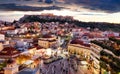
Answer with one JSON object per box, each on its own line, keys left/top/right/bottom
{"left": 109, "top": 37, "right": 120, "bottom": 45}
{"left": 0, "top": 62, "right": 6, "bottom": 70}
{"left": 74, "top": 20, "right": 120, "bottom": 32}
{"left": 19, "top": 15, "right": 120, "bottom": 32}
{"left": 100, "top": 61, "right": 107, "bottom": 69}
{"left": 98, "top": 43, "right": 120, "bottom": 73}
{"left": 20, "top": 15, "right": 73, "bottom": 23}
{"left": 91, "top": 40, "right": 120, "bottom": 56}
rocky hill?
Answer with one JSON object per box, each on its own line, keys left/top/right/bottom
{"left": 19, "top": 14, "right": 120, "bottom": 32}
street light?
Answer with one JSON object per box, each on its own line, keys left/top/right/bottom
{"left": 57, "top": 50, "right": 61, "bottom": 56}
{"left": 46, "top": 48, "right": 52, "bottom": 57}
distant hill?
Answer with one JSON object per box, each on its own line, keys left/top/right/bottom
{"left": 19, "top": 14, "right": 120, "bottom": 32}
{"left": 19, "top": 14, "right": 74, "bottom": 23}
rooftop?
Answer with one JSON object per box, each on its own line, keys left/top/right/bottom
{"left": 0, "top": 47, "right": 21, "bottom": 58}
{"left": 42, "top": 34, "right": 53, "bottom": 38}
{"left": 33, "top": 44, "right": 43, "bottom": 49}
{"left": 70, "top": 39, "right": 90, "bottom": 47}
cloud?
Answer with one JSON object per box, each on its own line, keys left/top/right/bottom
{"left": 16, "top": 0, "right": 32, "bottom": 1}
{"left": 63, "top": 0, "right": 120, "bottom": 12}
{"left": 0, "top": 3, "right": 63, "bottom": 11}
{"left": 0, "top": 0, "right": 120, "bottom": 12}
{"left": 79, "top": 13, "right": 105, "bottom": 16}
{"left": 0, "top": 10, "right": 120, "bottom": 23}
{"left": 38, "top": 0, "right": 43, "bottom": 2}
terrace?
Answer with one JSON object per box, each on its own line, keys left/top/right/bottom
{"left": 91, "top": 40, "right": 120, "bottom": 56}
{"left": 100, "top": 49, "right": 120, "bottom": 73}
{"left": 91, "top": 39, "right": 120, "bottom": 73}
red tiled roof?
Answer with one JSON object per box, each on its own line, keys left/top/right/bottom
{"left": 36, "top": 46, "right": 43, "bottom": 50}
{"left": 42, "top": 34, "right": 53, "bottom": 38}
{"left": 33, "top": 44, "right": 43, "bottom": 50}
{"left": 0, "top": 47, "right": 20, "bottom": 58}
{"left": 39, "top": 39, "right": 56, "bottom": 42}
{"left": 70, "top": 39, "right": 84, "bottom": 44}
{"left": 108, "top": 33, "right": 114, "bottom": 37}
{"left": 33, "top": 44, "right": 38, "bottom": 47}
{"left": 0, "top": 31, "right": 6, "bottom": 34}
{"left": 83, "top": 33, "right": 94, "bottom": 38}
{"left": 28, "top": 46, "right": 36, "bottom": 50}
{"left": 70, "top": 39, "right": 90, "bottom": 47}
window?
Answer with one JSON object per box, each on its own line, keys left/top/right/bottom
{"left": 13, "top": 50, "right": 17, "bottom": 53}
{"left": 1, "top": 51, "right": 7, "bottom": 53}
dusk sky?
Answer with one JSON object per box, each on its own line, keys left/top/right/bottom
{"left": 0, "top": 0, "right": 120, "bottom": 23}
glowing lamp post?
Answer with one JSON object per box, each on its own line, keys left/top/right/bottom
{"left": 57, "top": 50, "right": 61, "bottom": 56}
{"left": 46, "top": 48, "right": 52, "bottom": 57}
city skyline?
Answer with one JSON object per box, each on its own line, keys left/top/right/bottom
{"left": 0, "top": 0, "right": 120, "bottom": 23}
{"left": 0, "top": 1, "right": 120, "bottom": 74}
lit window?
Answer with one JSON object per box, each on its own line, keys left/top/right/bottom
{"left": 13, "top": 50, "right": 17, "bottom": 53}
{"left": 1, "top": 51, "right": 7, "bottom": 53}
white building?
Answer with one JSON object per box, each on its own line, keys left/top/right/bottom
{"left": 16, "top": 41, "right": 28, "bottom": 47}
{"left": 0, "top": 34, "right": 5, "bottom": 41}
{"left": 7, "top": 30, "right": 18, "bottom": 35}
{"left": 103, "top": 31, "right": 120, "bottom": 37}
{"left": 17, "top": 27, "right": 27, "bottom": 34}
{"left": 0, "top": 43, "right": 3, "bottom": 51}
{"left": 90, "top": 43, "right": 103, "bottom": 73}
{"left": 72, "top": 28, "right": 89, "bottom": 38}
